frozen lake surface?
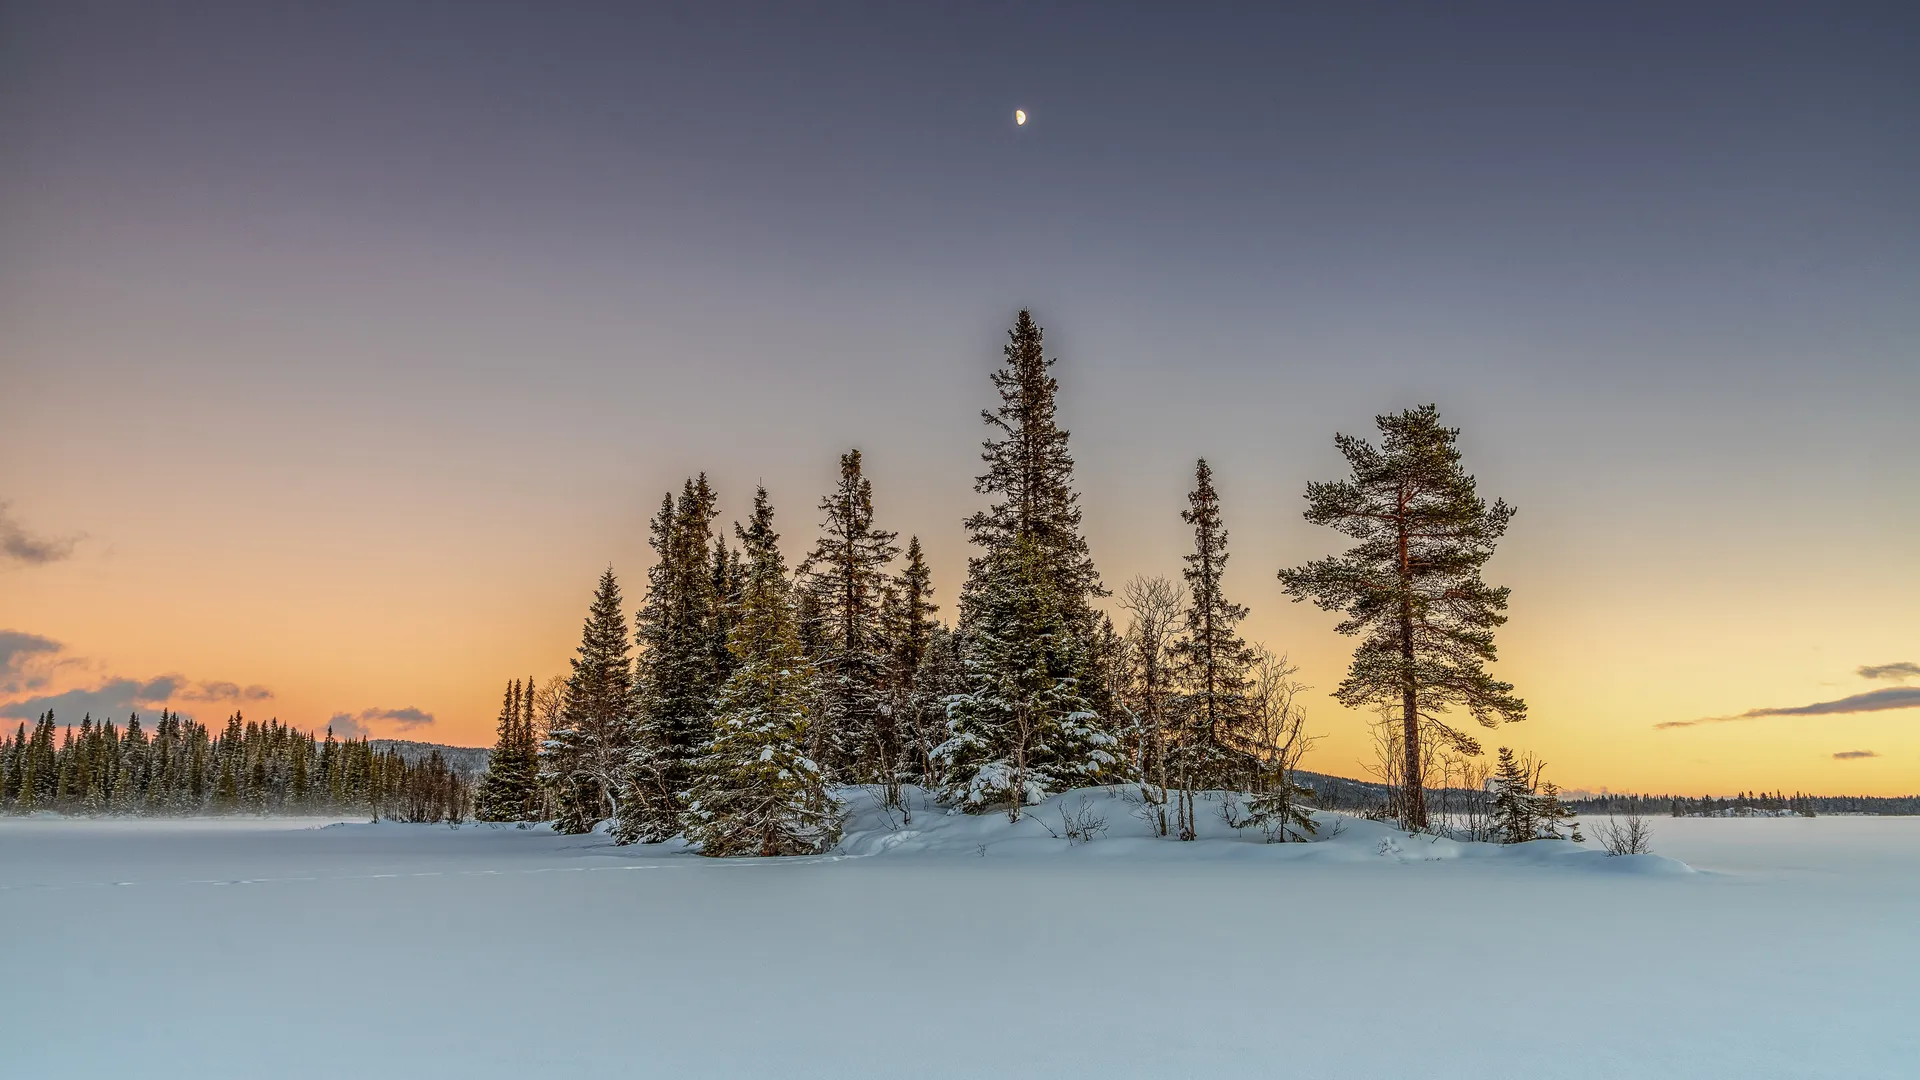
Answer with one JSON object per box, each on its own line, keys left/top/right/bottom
{"left": 3, "top": 791, "right": 1915, "bottom": 1078}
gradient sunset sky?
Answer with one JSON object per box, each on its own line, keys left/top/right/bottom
{"left": 3, "top": 2, "right": 1916, "bottom": 795}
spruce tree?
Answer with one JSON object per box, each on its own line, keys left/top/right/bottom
{"left": 517, "top": 674, "right": 541, "bottom": 819}
{"left": 1489, "top": 747, "right": 1536, "bottom": 844}
{"left": 710, "top": 540, "right": 744, "bottom": 689}
{"left": 1487, "top": 746, "right": 1581, "bottom": 844}
{"left": 13, "top": 719, "right": 38, "bottom": 812}
{"left": 1279, "top": 405, "right": 1525, "bottom": 830}
{"left": 542, "top": 568, "right": 635, "bottom": 833}
{"left": 885, "top": 536, "right": 941, "bottom": 784}
{"left": 944, "top": 311, "right": 1115, "bottom": 812}
{"left": 622, "top": 476, "right": 723, "bottom": 843}
{"left": 477, "top": 680, "right": 538, "bottom": 821}
{"left": 797, "top": 449, "right": 900, "bottom": 790}
{"left": 685, "top": 487, "right": 840, "bottom": 856}
{"left": 910, "top": 625, "right": 967, "bottom": 790}
{"left": 961, "top": 310, "right": 1104, "bottom": 628}
{"left": 936, "top": 536, "right": 1114, "bottom": 818}
{"left": 887, "top": 536, "right": 938, "bottom": 678}
{"left": 213, "top": 713, "right": 243, "bottom": 812}
{"left": 1169, "top": 459, "right": 1256, "bottom": 840}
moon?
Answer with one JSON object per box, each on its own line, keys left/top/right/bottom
{"left": 1014, "top": 109, "right": 1027, "bottom": 126}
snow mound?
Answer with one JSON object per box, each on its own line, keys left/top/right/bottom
{"left": 830, "top": 785, "right": 1696, "bottom": 873}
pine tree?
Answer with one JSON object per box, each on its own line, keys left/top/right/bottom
{"left": 798, "top": 449, "right": 900, "bottom": 790}
{"left": 685, "top": 487, "right": 840, "bottom": 856}
{"left": 944, "top": 311, "right": 1115, "bottom": 812}
{"left": 622, "top": 476, "right": 723, "bottom": 843}
{"left": 1279, "top": 405, "right": 1525, "bottom": 830}
{"left": 542, "top": 568, "right": 635, "bottom": 833}
{"left": 1169, "top": 459, "right": 1256, "bottom": 840}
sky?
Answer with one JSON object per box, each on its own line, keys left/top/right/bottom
{"left": 2, "top": 1, "right": 1916, "bottom": 795}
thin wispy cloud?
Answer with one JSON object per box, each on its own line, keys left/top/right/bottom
{"left": 1656, "top": 686, "right": 1920, "bottom": 730}
{"left": 327, "top": 706, "right": 435, "bottom": 738}
{"left": 1832, "top": 750, "right": 1878, "bottom": 760}
{"left": 1858, "top": 661, "right": 1920, "bottom": 682}
{"left": 0, "top": 503, "right": 81, "bottom": 565}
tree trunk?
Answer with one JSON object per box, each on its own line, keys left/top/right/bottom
{"left": 1398, "top": 483, "right": 1426, "bottom": 830}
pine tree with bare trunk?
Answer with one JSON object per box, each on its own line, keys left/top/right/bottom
{"left": 1279, "top": 405, "right": 1524, "bottom": 830}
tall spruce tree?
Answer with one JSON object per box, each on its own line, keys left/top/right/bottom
{"left": 797, "top": 449, "right": 900, "bottom": 788}
{"left": 1169, "top": 459, "right": 1256, "bottom": 840}
{"left": 944, "top": 311, "right": 1115, "bottom": 812}
{"left": 1279, "top": 405, "right": 1525, "bottom": 829}
{"left": 960, "top": 310, "right": 1104, "bottom": 628}
{"left": 622, "top": 476, "right": 724, "bottom": 843}
{"left": 542, "top": 568, "right": 635, "bottom": 833}
{"left": 685, "top": 487, "right": 840, "bottom": 856}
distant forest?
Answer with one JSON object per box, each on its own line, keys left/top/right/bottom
{"left": 1, "top": 710, "right": 472, "bottom": 822}
{"left": 1567, "top": 790, "right": 1920, "bottom": 818}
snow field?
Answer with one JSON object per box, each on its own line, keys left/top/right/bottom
{"left": 2, "top": 788, "right": 1915, "bottom": 1079}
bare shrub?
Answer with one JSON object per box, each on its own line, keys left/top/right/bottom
{"left": 1039, "top": 797, "right": 1110, "bottom": 845}
{"left": 1118, "top": 575, "right": 1185, "bottom": 838}
{"left": 1431, "top": 748, "right": 1497, "bottom": 842}
{"left": 1596, "top": 809, "right": 1654, "bottom": 856}
{"left": 1232, "top": 650, "right": 1320, "bottom": 842}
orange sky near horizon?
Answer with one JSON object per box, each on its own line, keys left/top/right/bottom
{"left": 4, "top": 385, "right": 1915, "bottom": 798}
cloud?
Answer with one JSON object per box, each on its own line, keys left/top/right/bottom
{"left": 1832, "top": 750, "right": 1878, "bottom": 760}
{"left": 1858, "top": 662, "right": 1920, "bottom": 682}
{"left": 0, "top": 503, "right": 81, "bottom": 565}
{"left": 327, "top": 706, "right": 435, "bottom": 738}
{"left": 178, "top": 680, "right": 274, "bottom": 702}
{"left": 0, "top": 630, "right": 63, "bottom": 685}
{"left": 1657, "top": 686, "right": 1920, "bottom": 729}
{"left": 0, "top": 674, "right": 274, "bottom": 721}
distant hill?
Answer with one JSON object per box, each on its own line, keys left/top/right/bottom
{"left": 369, "top": 739, "right": 490, "bottom": 776}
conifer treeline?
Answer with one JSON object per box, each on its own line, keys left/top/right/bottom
{"left": 1567, "top": 791, "right": 1920, "bottom": 818}
{"left": 0, "top": 710, "right": 471, "bottom": 822}
{"left": 507, "top": 311, "right": 1332, "bottom": 853}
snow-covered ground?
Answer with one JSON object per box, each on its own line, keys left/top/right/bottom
{"left": 4, "top": 789, "right": 1915, "bottom": 1078}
